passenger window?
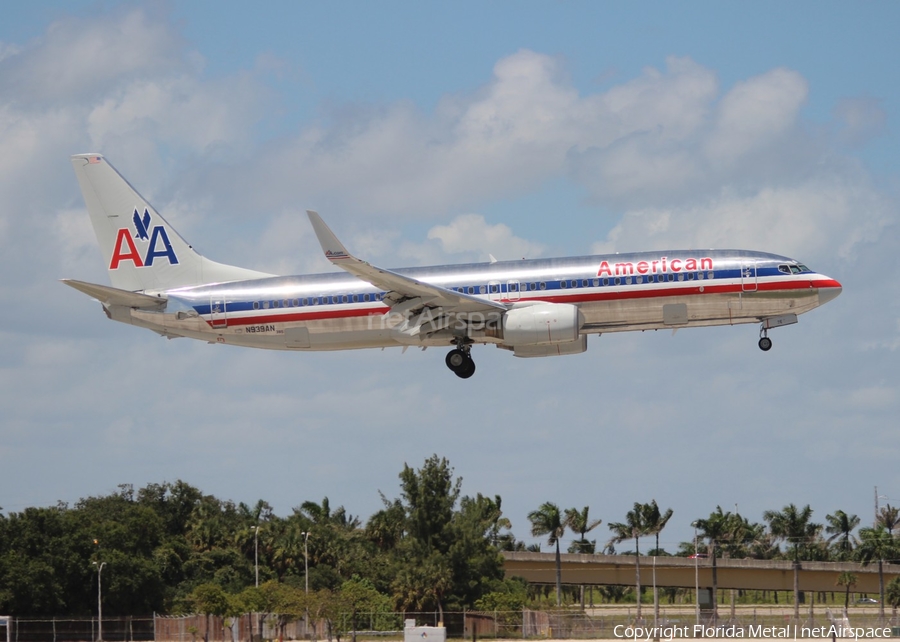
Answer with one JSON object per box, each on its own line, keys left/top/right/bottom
{"left": 253, "top": 301, "right": 260, "bottom": 310}
{"left": 602, "top": 278, "right": 609, "bottom": 286}
{"left": 593, "top": 278, "right": 600, "bottom": 286}
{"left": 263, "top": 301, "right": 270, "bottom": 309}
{"left": 539, "top": 282, "right": 546, "bottom": 290}
{"left": 708, "top": 271, "right": 715, "bottom": 279}
{"left": 560, "top": 281, "right": 567, "bottom": 289}
{"left": 677, "top": 274, "right": 684, "bottom": 282}
{"left": 479, "top": 285, "right": 487, "bottom": 294}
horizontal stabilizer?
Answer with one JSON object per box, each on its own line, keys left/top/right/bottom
{"left": 61, "top": 279, "right": 166, "bottom": 310}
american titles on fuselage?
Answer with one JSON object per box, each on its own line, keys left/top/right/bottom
{"left": 597, "top": 256, "right": 712, "bottom": 277}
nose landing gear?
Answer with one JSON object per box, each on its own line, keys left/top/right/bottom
{"left": 445, "top": 345, "right": 476, "bottom": 378}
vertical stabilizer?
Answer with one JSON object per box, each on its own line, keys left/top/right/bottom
{"left": 70, "top": 154, "right": 271, "bottom": 292}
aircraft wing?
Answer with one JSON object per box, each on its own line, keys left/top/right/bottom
{"left": 306, "top": 210, "right": 507, "bottom": 313}
{"left": 61, "top": 279, "right": 167, "bottom": 310}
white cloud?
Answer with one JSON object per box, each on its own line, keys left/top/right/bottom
{"left": 704, "top": 68, "right": 808, "bottom": 164}
{"left": 833, "top": 96, "right": 887, "bottom": 147}
{"left": 427, "top": 214, "right": 544, "bottom": 261}
{"left": 222, "top": 53, "right": 722, "bottom": 219}
{"left": 593, "top": 176, "right": 891, "bottom": 262}
{"left": 0, "top": 7, "right": 186, "bottom": 106}
{"left": 87, "top": 73, "right": 268, "bottom": 153}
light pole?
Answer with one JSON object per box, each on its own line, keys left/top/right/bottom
{"left": 92, "top": 561, "right": 106, "bottom": 642}
{"left": 692, "top": 521, "right": 699, "bottom": 627}
{"left": 252, "top": 525, "right": 261, "bottom": 587}
{"left": 302, "top": 531, "right": 310, "bottom": 639}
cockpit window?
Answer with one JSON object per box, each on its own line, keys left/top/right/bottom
{"left": 783, "top": 263, "right": 812, "bottom": 274}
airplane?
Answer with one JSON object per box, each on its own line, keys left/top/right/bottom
{"left": 64, "top": 154, "right": 842, "bottom": 378}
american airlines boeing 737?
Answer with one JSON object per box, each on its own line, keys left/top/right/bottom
{"left": 65, "top": 154, "right": 842, "bottom": 378}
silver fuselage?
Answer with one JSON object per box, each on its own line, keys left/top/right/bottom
{"left": 114, "top": 249, "right": 841, "bottom": 352}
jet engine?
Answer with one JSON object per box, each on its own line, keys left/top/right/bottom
{"left": 486, "top": 302, "right": 583, "bottom": 345}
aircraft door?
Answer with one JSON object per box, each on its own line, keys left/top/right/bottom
{"left": 488, "top": 280, "right": 503, "bottom": 302}
{"left": 741, "top": 261, "right": 758, "bottom": 292}
{"left": 210, "top": 298, "right": 227, "bottom": 328}
{"left": 507, "top": 280, "right": 521, "bottom": 301}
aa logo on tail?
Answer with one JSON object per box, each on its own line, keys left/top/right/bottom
{"left": 109, "top": 208, "right": 179, "bottom": 269}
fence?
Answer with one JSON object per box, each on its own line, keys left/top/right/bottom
{"left": 5, "top": 617, "right": 153, "bottom": 642}
{"left": 4, "top": 608, "right": 900, "bottom": 641}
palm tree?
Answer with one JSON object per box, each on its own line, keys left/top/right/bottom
{"left": 855, "top": 525, "right": 899, "bottom": 620}
{"left": 642, "top": 501, "right": 673, "bottom": 628}
{"left": 565, "top": 506, "right": 603, "bottom": 610}
{"left": 642, "top": 500, "right": 674, "bottom": 554}
{"left": 877, "top": 505, "right": 900, "bottom": 534}
{"left": 836, "top": 572, "right": 857, "bottom": 611}
{"left": 825, "top": 510, "right": 860, "bottom": 561}
{"left": 528, "top": 502, "right": 567, "bottom": 606}
{"left": 608, "top": 503, "right": 648, "bottom": 621}
{"left": 886, "top": 577, "right": 900, "bottom": 618}
{"left": 763, "top": 504, "right": 821, "bottom": 621}
{"left": 565, "top": 506, "right": 603, "bottom": 554}
{"left": 694, "top": 507, "right": 731, "bottom": 624}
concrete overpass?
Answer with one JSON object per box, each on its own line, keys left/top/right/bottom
{"left": 502, "top": 552, "right": 900, "bottom": 594}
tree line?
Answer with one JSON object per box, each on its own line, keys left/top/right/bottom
{"left": 0, "top": 455, "right": 521, "bottom": 618}
{"left": 4, "top": 458, "right": 900, "bottom": 620}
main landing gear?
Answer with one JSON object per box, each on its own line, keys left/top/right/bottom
{"left": 445, "top": 344, "right": 476, "bottom": 379}
{"left": 758, "top": 324, "right": 773, "bottom": 351}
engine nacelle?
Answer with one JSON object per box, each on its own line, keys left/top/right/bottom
{"left": 496, "top": 303, "right": 582, "bottom": 346}
{"left": 513, "top": 335, "right": 588, "bottom": 358}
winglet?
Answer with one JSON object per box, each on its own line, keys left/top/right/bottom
{"left": 306, "top": 210, "right": 352, "bottom": 262}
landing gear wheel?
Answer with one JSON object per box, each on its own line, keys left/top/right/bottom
{"left": 455, "top": 358, "right": 476, "bottom": 379}
{"left": 758, "top": 337, "right": 773, "bottom": 351}
{"left": 446, "top": 349, "right": 467, "bottom": 370}
{"left": 446, "top": 346, "right": 476, "bottom": 378}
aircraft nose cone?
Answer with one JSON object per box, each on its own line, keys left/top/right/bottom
{"left": 818, "top": 279, "right": 842, "bottom": 305}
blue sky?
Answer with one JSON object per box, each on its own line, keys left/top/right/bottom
{"left": 1, "top": 1, "right": 898, "bottom": 552}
